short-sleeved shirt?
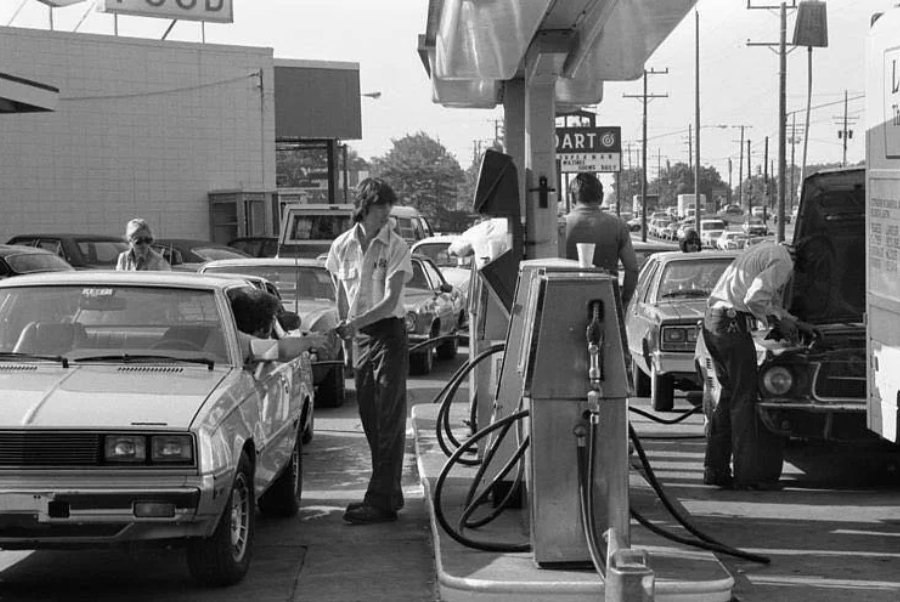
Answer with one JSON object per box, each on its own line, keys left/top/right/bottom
{"left": 116, "top": 248, "right": 171, "bottom": 271}
{"left": 707, "top": 242, "right": 795, "bottom": 328}
{"left": 325, "top": 222, "right": 413, "bottom": 321}
{"left": 564, "top": 204, "right": 636, "bottom": 276}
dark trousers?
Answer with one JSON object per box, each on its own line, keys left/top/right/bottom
{"left": 354, "top": 317, "right": 409, "bottom": 512}
{"left": 703, "top": 309, "right": 783, "bottom": 484}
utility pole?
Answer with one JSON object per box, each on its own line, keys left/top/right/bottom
{"left": 694, "top": 8, "right": 702, "bottom": 234}
{"left": 727, "top": 125, "right": 752, "bottom": 210}
{"left": 834, "top": 89, "right": 857, "bottom": 167}
{"left": 624, "top": 67, "right": 668, "bottom": 242}
{"left": 685, "top": 126, "right": 693, "bottom": 170}
{"left": 789, "top": 112, "right": 798, "bottom": 211}
{"left": 657, "top": 148, "right": 663, "bottom": 195}
{"left": 747, "top": 0, "right": 796, "bottom": 241}
{"left": 763, "top": 136, "right": 769, "bottom": 220}
{"left": 728, "top": 158, "right": 733, "bottom": 203}
{"left": 746, "top": 139, "right": 752, "bottom": 216}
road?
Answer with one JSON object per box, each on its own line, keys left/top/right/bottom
{"left": 0, "top": 348, "right": 897, "bottom": 601}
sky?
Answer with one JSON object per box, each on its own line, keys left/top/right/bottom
{"left": 0, "top": 0, "right": 888, "bottom": 180}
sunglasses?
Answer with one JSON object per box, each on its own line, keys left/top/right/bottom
{"left": 132, "top": 236, "right": 153, "bottom": 245}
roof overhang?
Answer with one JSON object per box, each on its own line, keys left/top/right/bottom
{"left": 419, "top": 0, "right": 696, "bottom": 110}
{"left": 0, "top": 73, "right": 59, "bottom": 114}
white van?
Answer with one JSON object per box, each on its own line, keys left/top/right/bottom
{"left": 277, "top": 203, "right": 434, "bottom": 258}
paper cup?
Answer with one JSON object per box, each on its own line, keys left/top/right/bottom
{"left": 488, "top": 240, "right": 504, "bottom": 260}
{"left": 576, "top": 243, "right": 595, "bottom": 268}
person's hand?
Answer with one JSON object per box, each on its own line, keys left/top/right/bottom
{"left": 773, "top": 316, "right": 799, "bottom": 344}
{"left": 335, "top": 319, "right": 356, "bottom": 340}
{"left": 796, "top": 320, "right": 823, "bottom": 342}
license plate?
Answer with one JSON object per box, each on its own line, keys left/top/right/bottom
{"left": 0, "top": 493, "right": 52, "bottom": 521}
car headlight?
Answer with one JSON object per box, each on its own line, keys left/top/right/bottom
{"left": 105, "top": 435, "right": 147, "bottom": 463}
{"left": 660, "top": 325, "right": 698, "bottom": 351}
{"left": 761, "top": 366, "right": 794, "bottom": 396}
{"left": 405, "top": 311, "right": 418, "bottom": 333}
{"left": 151, "top": 435, "right": 194, "bottom": 464}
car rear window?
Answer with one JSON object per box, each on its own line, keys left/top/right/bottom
{"left": 288, "top": 214, "right": 353, "bottom": 241}
{"left": 6, "top": 253, "right": 73, "bottom": 273}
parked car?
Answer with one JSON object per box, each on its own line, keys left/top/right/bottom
{"left": 716, "top": 230, "right": 750, "bottom": 250}
{"left": 199, "top": 257, "right": 345, "bottom": 407}
{"left": 0, "top": 271, "right": 315, "bottom": 586}
{"left": 627, "top": 250, "right": 739, "bottom": 410}
{"left": 390, "top": 205, "right": 435, "bottom": 246}
{"left": 411, "top": 235, "right": 472, "bottom": 325}
{"left": 227, "top": 236, "right": 278, "bottom": 258}
{"left": 152, "top": 238, "right": 251, "bottom": 271}
{"left": 406, "top": 254, "right": 465, "bottom": 375}
{"left": 0, "top": 244, "right": 74, "bottom": 278}
{"left": 6, "top": 234, "right": 128, "bottom": 269}
{"left": 696, "top": 167, "right": 868, "bottom": 444}
{"left": 741, "top": 217, "right": 768, "bottom": 236}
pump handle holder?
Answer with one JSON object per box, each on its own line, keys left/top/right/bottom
{"left": 586, "top": 300, "right": 605, "bottom": 391}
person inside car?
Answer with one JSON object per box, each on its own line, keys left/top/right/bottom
{"left": 680, "top": 230, "right": 702, "bottom": 253}
{"left": 227, "top": 287, "right": 327, "bottom": 363}
{"left": 116, "top": 218, "right": 170, "bottom": 271}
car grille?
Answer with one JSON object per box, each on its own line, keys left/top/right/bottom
{"left": 812, "top": 353, "right": 866, "bottom": 400}
{"left": 0, "top": 432, "right": 101, "bottom": 467}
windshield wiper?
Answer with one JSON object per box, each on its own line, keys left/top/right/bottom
{"left": 661, "top": 289, "right": 710, "bottom": 298}
{"left": 0, "top": 352, "right": 69, "bottom": 368}
{"left": 74, "top": 353, "right": 214, "bottom": 370}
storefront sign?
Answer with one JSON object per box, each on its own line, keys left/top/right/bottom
{"left": 99, "top": 0, "right": 234, "bottom": 23}
{"left": 555, "top": 126, "right": 621, "bottom": 173}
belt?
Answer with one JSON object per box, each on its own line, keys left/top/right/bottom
{"left": 705, "top": 306, "right": 755, "bottom": 332}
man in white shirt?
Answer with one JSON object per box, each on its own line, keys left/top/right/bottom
{"left": 702, "top": 236, "right": 828, "bottom": 490}
{"left": 448, "top": 217, "right": 510, "bottom": 268}
{"left": 326, "top": 178, "right": 413, "bottom": 524}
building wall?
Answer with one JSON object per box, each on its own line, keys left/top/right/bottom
{"left": 0, "top": 27, "right": 276, "bottom": 241}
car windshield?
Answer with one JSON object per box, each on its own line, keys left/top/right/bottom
{"left": 288, "top": 214, "right": 353, "bottom": 241}
{"left": 0, "top": 285, "right": 231, "bottom": 365}
{"left": 657, "top": 258, "right": 734, "bottom": 300}
{"left": 414, "top": 242, "right": 456, "bottom": 267}
{"left": 75, "top": 239, "right": 129, "bottom": 267}
{"left": 5, "top": 253, "right": 74, "bottom": 273}
{"left": 203, "top": 265, "right": 335, "bottom": 302}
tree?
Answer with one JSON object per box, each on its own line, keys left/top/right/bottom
{"left": 369, "top": 132, "right": 466, "bottom": 221}
{"left": 653, "top": 162, "right": 728, "bottom": 209}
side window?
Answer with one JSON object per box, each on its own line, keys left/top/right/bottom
{"left": 639, "top": 260, "right": 661, "bottom": 304}
{"left": 408, "top": 262, "right": 430, "bottom": 290}
{"left": 421, "top": 260, "right": 444, "bottom": 289}
{"left": 37, "top": 239, "right": 64, "bottom": 259}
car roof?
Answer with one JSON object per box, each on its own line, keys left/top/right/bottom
{"left": 390, "top": 205, "right": 421, "bottom": 217}
{"left": 8, "top": 233, "right": 125, "bottom": 241}
{"left": 0, "top": 244, "right": 65, "bottom": 257}
{"left": 650, "top": 250, "right": 741, "bottom": 263}
{"left": 154, "top": 238, "right": 235, "bottom": 248}
{"left": 200, "top": 257, "right": 325, "bottom": 269}
{"left": 0, "top": 270, "right": 240, "bottom": 291}
{"left": 412, "top": 235, "right": 459, "bottom": 248}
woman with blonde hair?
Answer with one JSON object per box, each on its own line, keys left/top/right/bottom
{"left": 116, "top": 218, "right": 170, "bottom": 271}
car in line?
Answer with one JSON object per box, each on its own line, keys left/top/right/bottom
{"left": 0, "top": 244, "right": 74, "bottom": 278}
{"left": 199, "top": 257, "right": 346, "bottom": 407}
{"left": 411, "top": 235, "right": 472, "bottom": 325}
{"left": 696, "top": 167, "right": 868, "bottom": 446}
{"left": 716, "top": 230, "right": 751, "bottom": 250}
{"left": 406, "top": 254, "right": 465, "bottom": 375}
{"left": 698, "top": 219, "right": 728, "bottom": 248}
{"left": 152, "top": 238, "right": 251, "bottom": 271}
{"left": 0, "top": 271, "right": 316, "bottom": 586}
{"left": 626, "top": 250, "right": 739, "bottom": 410}
{"left": 741, "top": 217, "right": 769, "bottom": 237}
{"left": 227, "top": 236, "right": 278, "bottom": 258}
{"left": 6, "top": 234, "right": 128, "bottom": 270}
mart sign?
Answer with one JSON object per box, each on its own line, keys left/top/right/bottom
{"left": 555, "top": 126, "right": 622, "bottom": 173}
{"left": 99, "top": 0, "right": 234, "bottom": 23}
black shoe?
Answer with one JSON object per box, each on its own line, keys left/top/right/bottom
{"left": 703, "top": 471, "right": 734, "bottom": 489}
{"left": 343, "top": 503, "right": 398, "bottom": 525}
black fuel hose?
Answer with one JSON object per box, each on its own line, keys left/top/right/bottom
{"left": 628, "top": 404, "right": 700, "bottom": 425}
{"left": 575, "top": 419, "right": 607, "bottom": 576}
{"left": 433, "top": 409, "right": 532, "bottom": 553}
{"left": 628, "top": 422, "right": 770, "bottom": 564}
{"left": 433, "top": 344, "right": 506, "bottom": 461}
{"left": 409, "top": 333, "right": 463, "bottom": 354}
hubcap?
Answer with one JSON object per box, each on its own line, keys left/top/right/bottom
{"left": 229, "top": 475, "right": 250, "bottom": 561}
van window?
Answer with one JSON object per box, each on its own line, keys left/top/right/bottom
{"left": 288, "top": 214, "right": 353, "bottom": 241}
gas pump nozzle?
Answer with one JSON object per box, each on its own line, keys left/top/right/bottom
{"left": 586, "top": 300, "right": 605, "bottom": 392}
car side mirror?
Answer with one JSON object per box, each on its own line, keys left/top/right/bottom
{"left": 249, "top": 339, "right": 279, "bottom": 362}
{"left": 277, "top": 311, "right": 301, "bottom": 331}
{"left": 439, "top": 283, "right": 453, "bottom": 294}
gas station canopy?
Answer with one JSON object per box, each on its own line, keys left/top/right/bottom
{"left": 418, "top": 0, "right": 696, "bottom": 109}
{"left": 0, "top": 72, "right": 59, "bottom": 114}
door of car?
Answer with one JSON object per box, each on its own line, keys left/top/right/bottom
{"left": 419, "top": 258, "right": 456, "bottom": 336}
{"left": 626, "top": 258, "right": 662, "bottom": 373}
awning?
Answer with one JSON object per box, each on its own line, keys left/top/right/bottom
{"left": 0, "top": 72, "right": 59, "bottom": 114}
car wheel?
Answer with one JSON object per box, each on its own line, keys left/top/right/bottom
{"left": 410, "top": 345, "right": 434, "bottom": 375}
{"left": 632, "top": 359, "right": 651, "bottom": 398}
{"left": 258, "top": 427, "right": 303, "bottom": 517}
{"left": 316, "top": 365, "right": 346, "bottom": 408}
{"left": 301, "top": 399, "right": 315, "bottom": 445}
{"left": 437, "top": 333, "right": 459, "bottom": 360}
{"left": 187, "top": 451, "right": 254, "bottom": 587}
{"left": 651, "top": 366, "right": 675, "bottom": 412}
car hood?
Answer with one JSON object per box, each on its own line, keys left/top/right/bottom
{"left": 0, "top": 365, "right": 228, "bottom": 428}
{"left": 655, "top": 298, "right": 708, "bottom": 321}
{"left": 790, "top": 167, "right": 865, "bottom": 325}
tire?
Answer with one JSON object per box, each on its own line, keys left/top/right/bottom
{"left": 632, "top": 359, "right": 651, "bottom": 398}
{"left": 258, "top": 428, "right": 303, "bottom": 518}
{"left": 316, "top": 365, "right": 346, "bottom": 408}
{"left": 410, "top": 346, "right": 434, "bottom": 375}
{"left": 301, "top": 401, "right": 315, "bottom": 445}
{"left": 651, "top": 366, "right": 675, "bottom": 412}
{"left": 187, "top": 451, "right": 255, "bottom": 587}
{"left": 437, "top": 333, "right": 459, "bottom": 360}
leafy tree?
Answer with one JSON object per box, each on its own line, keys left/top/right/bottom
{"left": 369, "top": 132, "right": 467, "bottom": 221}
{"left": 653, "top": 162, "right": 728, "bottom": 209}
